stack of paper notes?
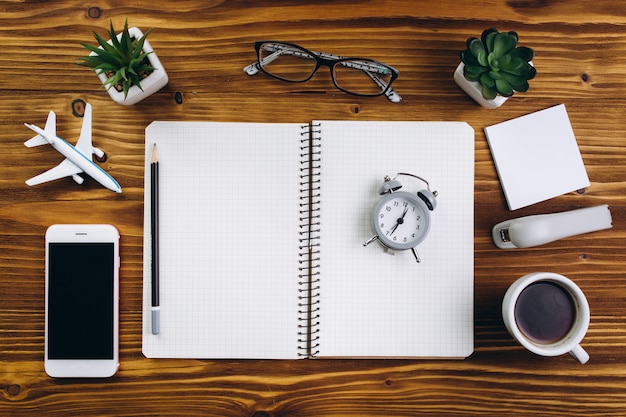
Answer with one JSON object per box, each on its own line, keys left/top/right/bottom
{"left": 484, "top": 104, "right": 590, "bottom": 210}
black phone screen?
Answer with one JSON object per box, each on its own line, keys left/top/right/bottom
{"left": 47, "top": 243, "right": 115, "bottom": 360}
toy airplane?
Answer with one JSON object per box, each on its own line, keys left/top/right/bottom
{"left": 23, "top": 103, "right": 122, "bottom": 193}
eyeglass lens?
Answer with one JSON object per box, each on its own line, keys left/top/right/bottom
{"left": 257, "top": 42, "right": 395, "bottom": 96}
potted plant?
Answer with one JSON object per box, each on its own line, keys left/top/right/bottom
{"left": 454, "top": 28, "right": 536, "bottom": 108}
{"left": 77, "top": 19, "right": 168, "bottom": 105}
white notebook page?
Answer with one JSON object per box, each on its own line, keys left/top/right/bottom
{"left": 315, "top": 121, "right": 475, "bottom": 358}
{"left": 142, "top": 122, "right": 303, "bottom": 359}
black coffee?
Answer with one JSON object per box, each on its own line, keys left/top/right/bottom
{"left": 514, "top": 282, "right": 576, "bottom": 344}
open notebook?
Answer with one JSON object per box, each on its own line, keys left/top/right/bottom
{"left": 142, "top": 121, "right": 474, "bottom": 359}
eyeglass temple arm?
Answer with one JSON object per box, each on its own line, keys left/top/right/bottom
{"left": 243, "top": 50, "right": 286, "bottom": 75}
{"left": 243, "top": 44, "right": 402, "bottom": 103}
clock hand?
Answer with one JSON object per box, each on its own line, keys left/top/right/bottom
{"left": 390, "top": 207, "right": 408, "bottom": 235}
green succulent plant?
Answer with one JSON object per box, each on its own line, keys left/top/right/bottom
{"left": 460, "top": 28, "right": 536, "bottom": 100}
{"left": 77, "top": 20, "right": 155, "bottom": 99}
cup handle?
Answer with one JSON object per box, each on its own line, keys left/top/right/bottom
{"left": 569, "top": 344, "right": 590, "bottom": 364}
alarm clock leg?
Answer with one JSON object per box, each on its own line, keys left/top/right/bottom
{"left": 411, "top": 247, "right": 421, "bottom": 263}
{"left": 363, "top": 235, "right": 378, "bottom": 247}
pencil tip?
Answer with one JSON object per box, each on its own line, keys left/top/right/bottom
{"left": 151, "top": 143, "right": 159, "bottom": 163}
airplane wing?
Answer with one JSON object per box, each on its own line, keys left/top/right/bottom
{"left": 25, "top": 158, "right": 83, "bottom": 186}
{"left": 74, "top": 103, "right": 93, "bottom": 158}
{"left": 24, "top": 111, "right": 56, "bottom": 148}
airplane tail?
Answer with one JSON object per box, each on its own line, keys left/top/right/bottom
{"left": 24, "top": 111, "right": 56, "bottom": 147}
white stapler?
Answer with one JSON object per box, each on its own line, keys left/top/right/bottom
{"left": 492, "top": 204, "right": 613, "bottom": 249}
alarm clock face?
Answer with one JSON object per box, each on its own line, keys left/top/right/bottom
{"left": 372, "top": 191, "right": 431, "bottom": 250}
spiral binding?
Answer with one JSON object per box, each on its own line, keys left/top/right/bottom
{"left": 297, "top": 123, "right": 322, "bottom": 358}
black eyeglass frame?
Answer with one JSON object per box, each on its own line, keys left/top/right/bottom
{"left": 244, "top": 41, "right": 402, "bottom": 103}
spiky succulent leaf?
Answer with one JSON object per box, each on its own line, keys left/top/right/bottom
{"left": 105, "top": 72, "right": 122, "bottom": 87}
{"left": 460, "top": 28, "right": 535, "bottom": 99}
{"left": 77, "top": 19, "right": 156, "bottom": 99}
{"left": 109, "top": 21, "right": 124, "bottom": 53}
{"left": 133, "top": 28, "right": 152, "bottom": 53}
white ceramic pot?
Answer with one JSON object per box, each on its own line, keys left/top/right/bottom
{"left": 92, "top": 27, "right": 169, "bottom": 105}
{"left": 453, "top": 62, "right": 508, "bottom": 109}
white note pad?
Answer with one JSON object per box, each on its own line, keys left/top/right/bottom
{"left": 484, "top": 104, "right": 590, "bottom": 210}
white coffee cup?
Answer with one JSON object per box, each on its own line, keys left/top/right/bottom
{"left": 502, "top": 272, "right": 590, "bottom": 364}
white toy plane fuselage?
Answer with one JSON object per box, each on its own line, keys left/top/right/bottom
{"left": 23, "top": 103, "right": 122, "bottom": 193}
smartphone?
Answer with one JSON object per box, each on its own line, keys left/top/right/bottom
{"left": 44, "top": 224, "right": 120, "bottom": 378}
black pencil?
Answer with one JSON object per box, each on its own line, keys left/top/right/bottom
{"left": 151, "top": 143, "right": 160, "bottom": 335}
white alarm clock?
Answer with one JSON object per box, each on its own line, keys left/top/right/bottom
{"left": 363, "top": 173, "right": 437, "bottom": 263}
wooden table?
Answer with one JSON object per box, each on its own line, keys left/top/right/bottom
{"left": 2, "top": 1, "right": 626, "bottom": 415}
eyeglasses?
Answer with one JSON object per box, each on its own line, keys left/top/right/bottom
{"left": 244, "top": 41, "right": 402, "bottom": 103}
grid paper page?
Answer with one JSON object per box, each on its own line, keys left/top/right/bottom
{"left": 142, "top": 122, "right": 303, "bottom": 359}
{"left": 315, "top": 121, "right": 474, "bottom": 358}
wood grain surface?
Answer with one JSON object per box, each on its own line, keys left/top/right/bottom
{"left": 2, "top": 0, "right": 626, "bottom": 415}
